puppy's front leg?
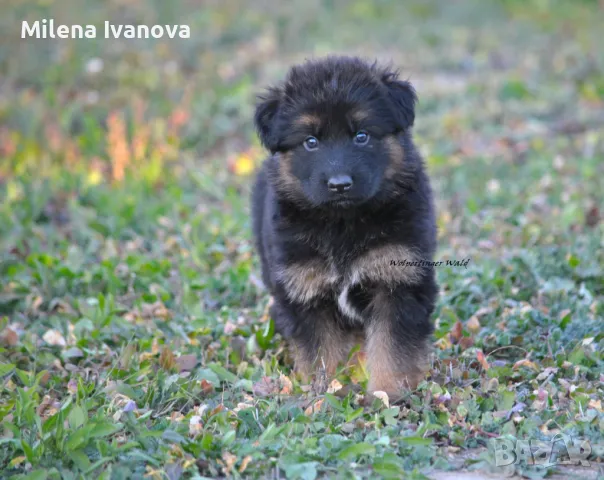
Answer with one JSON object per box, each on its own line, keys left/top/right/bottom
{"left": 272, "top": 299, "right": 361, "bottom": 390}
{"left": 365, "top": 287, "right": 434, "bottom": 398}
{"left": 291, "top": 314, "right": 360, "bottom": 385}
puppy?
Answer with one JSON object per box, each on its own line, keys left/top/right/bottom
{"left": 251, "top": 56, "right": 438, "bottom": 397}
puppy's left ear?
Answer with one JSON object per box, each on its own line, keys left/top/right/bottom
{"left": 382, "top": 74, "right": 417, "bottom": 131}
{"left": 254, "top": 87, "right": 282, "bottom": 152}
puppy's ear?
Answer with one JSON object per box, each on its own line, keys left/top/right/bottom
{"left": 254, "top": 87, "right": 282, "bottom": 152}
{"left": 382, "top": 73, "right": 417, "bottom": 131}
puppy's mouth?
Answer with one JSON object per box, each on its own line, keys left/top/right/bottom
{"left": 326, "top": 196, "right": 364, "bottom": 208}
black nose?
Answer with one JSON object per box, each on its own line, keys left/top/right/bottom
{"left": 327, "top": 175, "right": 353, "bottom": 193}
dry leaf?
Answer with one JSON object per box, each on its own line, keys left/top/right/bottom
{"left": 67, "top": 378, "right": 78, "bottom": 395}
{"left": 253, "top": 376, "right": 292, "bottom": 397}
{"left": 209, "top": 404, "right": 225, "bottom": 417}
{"left": 450, "top": 321, "right": 463, "bottom": 343}
{"left": 372, "top": 391, "right": 390, "bottom": 408}
{"left": 221, "top": 452, "right": 237, "bottom": 475}
{"left": 176, "top": 354, "right": 197, "bottom": 372}
{"left": 0, "top": 326, "right": 19, "bottom": 346}
{"left": 189, "top": 415, "right": 202, "bottom": 437}
{"left": 239, "top": 455, "right": 253, "bottom": 473}
{"left": 279, "top": 374, "right": 293, "bottom": 394}
{"left": 43, "top": 329, "right": 66, "bottom": 347}
{"left": 223, "top": 321, "right": 237, "bottom": 335}
{"left": 466, "top": 316, "right": 480, "bottom": 334}
{"left": 304, "top": 398, "right": 324, "bottom": 416}
{"left": 200, "top": 379, "right": 214, "bottom": 395}
{"left": 169, "top": 412, "right": 185, "bottom": 423}
{"left": 476, "top": 350, "right": 490, "bottom": 370}
{"left": 36, "top": 394, "right": 59, "bottom": 419}
{"left": 434, "top": 337, "right": 452, "bottom": 350}
{"left": 252, "top": 376, "right": 276, "bottom": 397}
{"left": 459, "top": 336, "right": 474, "bottom": 350}
{"left": 233, "top": 402, "right": 254, "bottom": 413}
{"left": 327, "top": 379, "right": 343, "bottom": 394}
{"left": 513, "top": 358, "right": 539, "bottom": 371}
{"left": 159, "top": 346, "right": 177, "bottom": 371}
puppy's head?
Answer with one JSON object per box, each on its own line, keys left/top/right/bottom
{"left": 255, "top": 56, "right": 417, "bottom": 209}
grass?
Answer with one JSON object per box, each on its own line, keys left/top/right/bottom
{"left": 1, "top": 0, "right": 603, "bottom": 479}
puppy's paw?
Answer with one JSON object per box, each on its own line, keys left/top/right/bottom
{"left": 367, "top": 370, "right": 424, "bottom": 399}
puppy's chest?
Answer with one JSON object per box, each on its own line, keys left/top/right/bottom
{"left": 276, "top": 243, "right": 423, "bottom": 321}
{"left": 275, "top": 257, "right": 348, "bottom": 303}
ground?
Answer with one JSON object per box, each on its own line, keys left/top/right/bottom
{"left": 0, "top": 0, "right": 603, "bottom": 479}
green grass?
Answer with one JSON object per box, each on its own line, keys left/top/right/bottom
{"left": 1, "top": 0, "right": 603, "bottom": 479}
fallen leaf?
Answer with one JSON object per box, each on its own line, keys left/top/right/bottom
{"left": 221, "top": 452, "right": 237, "bottom": 475}
{"left": 459, "top": 336, "right": 474, "bottom": 350}
{"left": 169, "top": 412, "right": 185, "bottom": 423}
{"left": 67, "top": 378, "right": 78, "bottom": 395}
{"left": 434, "top": 337, "right": 452, "bottom": 350}
{"left": 239, "top": 455, "right": 253, "bottom": 473}
{"left": 200, "top": 379, "right": 214, "bottom": 395}
{"left": 233, "top": 402, "right": 254, "bottom": 413}
{"left": 327, "top": 379, "right": 343, "bottom": 394}
{"left": 513, "top": 359, "right": 539, "bottom": 371}
{"left": 43, "top": 329, "right": 66, "bottom": 347}
{"left": 304, "top": 398, "right": 324, "bottom": 416}
{"left": 9, "top": 456, "right": 26, "bottom": 468}
{"left": 253, "top": 375, "right": 293, "bottom": 396}
{"left": 252, "top": 376, "right": 278, "bottom": 397}
{"left": 536, "top": 367, "right": 558, "bottom": 381}
{"left": 372, "top": 391, "right": 390, "bottom": 408}
{"left": 0, "top": 326, "right": 19, "bottom": 346}
{"left": 63, "top": 347, "right": 84, "bottom": 359}
{"left": 476, "top": 350, "right": 490, "bottom": 370}
{"left": 585, "top": 204, "right": 600, "bottom": 227}
{"left": 159, "top": 346, "right": 177, "bottom": 371}
{"left": 279, "top": 374, "right": 293, "bottom": 394}
{"left": 466, "top": 316, "right": 480, "bottom": 334}
{"left": 450, "top": 321, "right": 463, "bottom": 343}
{"left": 223, "top": 321, "right": 237, "bottom": 335}
{"left": 36, "top": 394, "right": 59, "bottom": 418}
{"left": 176, "top": 354, "right": 197, "bottom": 372}
{"left": 189, "top": 415, "right": 202, "bottom": 437}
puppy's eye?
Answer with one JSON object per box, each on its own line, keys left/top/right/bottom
{"left": 304, "top": 136, "right": 319, "bottom": 151}
{"left": 354, "top": 131, "right": 369, "bottom": 145}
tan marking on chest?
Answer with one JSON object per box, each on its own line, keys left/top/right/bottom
{"left": 349, "top": 244, "right": 424, "bottom": 286}
{"left": 277, "top": 259, "right": 340, "bottom": 304}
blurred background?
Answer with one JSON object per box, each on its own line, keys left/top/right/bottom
{"left": 2, "top": 0, "right": 603, "bottom": 182}
{"left": 1, "top": 1, "right": 603, "bottom": 478}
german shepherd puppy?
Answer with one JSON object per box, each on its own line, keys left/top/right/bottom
{"left": 251, "top": 56, "right": 438, "bottom": 397}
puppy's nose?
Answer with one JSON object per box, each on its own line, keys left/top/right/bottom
{"left": 327, "top": 175, "right": 353, "bottom": 193}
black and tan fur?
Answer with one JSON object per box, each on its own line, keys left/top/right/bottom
{"left": 251, "top": 56, "right": 438, "bottom": 397}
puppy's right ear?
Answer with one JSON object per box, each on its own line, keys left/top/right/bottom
{"left": 254, "top": 87, "right": 281, "bottom": 152}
